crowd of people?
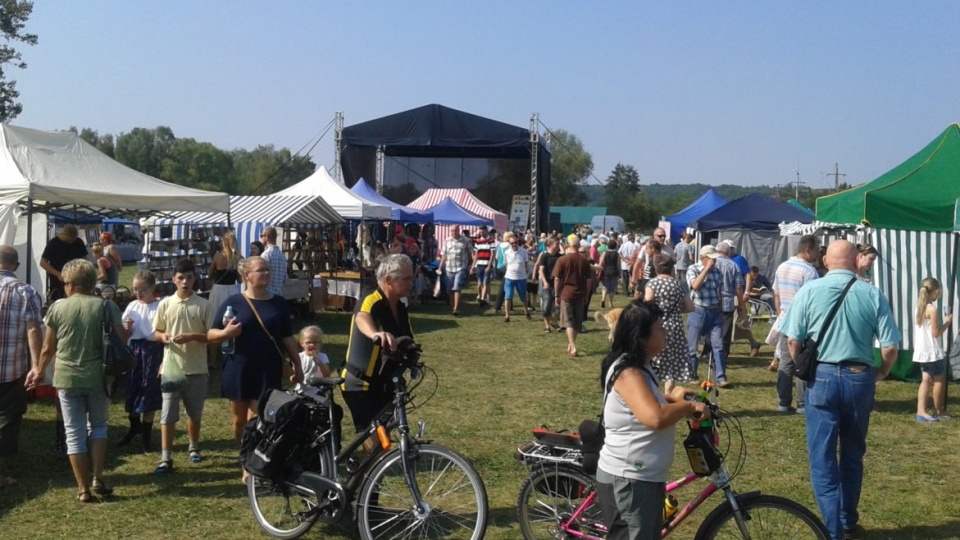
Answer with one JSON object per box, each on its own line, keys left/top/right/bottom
{"left": 0, "top": 216, "right": 950, "bottom": 540}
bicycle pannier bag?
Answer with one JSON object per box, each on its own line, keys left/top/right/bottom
{"left": 241, "top": 389, "right": 307, "bottom": 478}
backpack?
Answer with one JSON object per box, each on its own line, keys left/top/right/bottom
{"left": 240, "top": 389, "right": 309, "bottom": 479}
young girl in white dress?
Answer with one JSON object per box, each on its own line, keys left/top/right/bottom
{"left": 913, "top": 277, "right": 953, "bottom": 422}
{"left": 297, "top": 325, "right": 331, "bottom": 388}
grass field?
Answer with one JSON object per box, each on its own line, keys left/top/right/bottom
{"left": 1, "top": 273, "right": 959, "bottom": 539}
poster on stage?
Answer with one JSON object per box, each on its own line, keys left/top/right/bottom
{"left": 511, "top": 195, "right": 532, "bottom": 230}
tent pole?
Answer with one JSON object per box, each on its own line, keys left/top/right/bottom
{"left": 25, "top": 198, "right": 33, "bottom": 284}
{"left": 947, "top": 233, "right": 958, "bottom": 391}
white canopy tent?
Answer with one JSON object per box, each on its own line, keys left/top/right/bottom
{"left": 275, "top": 165, "right": 392, "bottom": 220}
{"left": 0, "top": 124, "right": 230, "bottom": 296}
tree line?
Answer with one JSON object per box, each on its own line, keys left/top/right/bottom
{"left": 71, "top": 126, "right": 316, "bottom": 196}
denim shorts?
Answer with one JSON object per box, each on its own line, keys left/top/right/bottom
{"left": 445, "top": 269, "right": 468, "bottom": 292}
{"left": 917, "top": 360, "right": 945, "bottom": 377}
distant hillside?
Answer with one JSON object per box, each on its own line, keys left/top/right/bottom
{"left": 580, "top": 183, "right": 831, "bottom": 216}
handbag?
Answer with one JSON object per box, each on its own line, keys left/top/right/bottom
{"left": 102, "top": 299, "right": 137, "bottom": 394}
{"left": 794, "top": 277, "right": 857, "bottom": 382}
{"left": 242, "top": 295, "right": 297, "bottom": 382}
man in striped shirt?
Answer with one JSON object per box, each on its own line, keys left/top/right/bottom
{"left": 772, "top": 235, "right": 821, "bottom": 413}
{"left": 0, "top": 245, "right": 43, "bottom": 489}
{"left": 470, "top": 226, "right": 495, "bottom": 307}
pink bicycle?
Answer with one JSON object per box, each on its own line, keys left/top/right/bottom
{"left": 515, "top": 391, "right": 829, "bottom": 540}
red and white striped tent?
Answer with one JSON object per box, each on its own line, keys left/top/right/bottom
{"left": 408, "top": 188, "right": 509, "bottom": 243}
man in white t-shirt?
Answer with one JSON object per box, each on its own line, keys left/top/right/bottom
{"left": 617, "top": 233, "right": 638, "bottom": 295}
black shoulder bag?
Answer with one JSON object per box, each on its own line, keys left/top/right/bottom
{"left": 578, "top": 357, "right": 630, "bottom": 475}
{"left": 102, "top": 299, "right": 137, "bottom": 395}
{"left": 794, "top": 277, "right": 857, "bottom": 382}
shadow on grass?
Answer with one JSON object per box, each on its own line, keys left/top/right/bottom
{"left": 864, "top": 520, "right": 960, "bottom": 539}
{"left": 487, "top": 504, "right": 521, "bottom": 529}
{"left": 873, "top": 397, "right": 920, "bottom": 415}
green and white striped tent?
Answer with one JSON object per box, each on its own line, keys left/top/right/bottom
{"left": 810, "top": 124, "right": 960, "bottom": 381}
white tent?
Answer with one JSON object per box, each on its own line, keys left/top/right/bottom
{"left": 0, "top": 124, "right": 230, "bottom": 296}
{"left": 275, "top": 165, "right": 392, "bottom": 220}
{"left": 0, "top": 125, "right": 230, "bottom": 214}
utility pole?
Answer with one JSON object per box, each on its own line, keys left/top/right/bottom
{"left": 792, "top": 170, "right": 805, "bottom": 200}
{"left": 826, "top": 162, "right": 846, "bottom": 192}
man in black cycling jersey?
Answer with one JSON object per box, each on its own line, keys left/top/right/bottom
{"left": 341, "top": 254, "right": 415, "bottom": 434}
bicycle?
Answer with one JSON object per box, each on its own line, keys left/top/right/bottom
{"left": 514, "top": 386, "right": 829, "bottom": 539}
{"left": 246, "top": 337, "right": 489, "bottom": 539}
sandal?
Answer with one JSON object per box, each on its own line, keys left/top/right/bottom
{"left": 91, "top": 479, "right": 113, "bottom": 496}
{"left": 155, "top": 459, "right": 174, "bottom": 475}
{"left": 189, "top": 449, "right": 203, "bottom": 463}
{"left": 77, "top": 491, "right": 93, "bottom": 503}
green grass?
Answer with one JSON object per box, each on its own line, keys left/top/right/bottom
{"left": 2, "top": 274, "right": 959, "bottom": 539}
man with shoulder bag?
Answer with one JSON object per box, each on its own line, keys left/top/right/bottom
{"left": 779, "top": 240, "right": 900, "bottom": 540}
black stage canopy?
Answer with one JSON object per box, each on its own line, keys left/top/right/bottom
{"left": 339, "top": 103, "right": 551, "bottom": 232}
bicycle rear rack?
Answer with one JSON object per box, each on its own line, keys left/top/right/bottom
{"left": 516, "top": 441, "right": 583, "bottom": 467}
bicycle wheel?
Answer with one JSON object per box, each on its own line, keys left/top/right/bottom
{"left": 357, "top": 443, "right": 488, "bottom": 540}
{"left": 517, "top": 466, "right": 604, "bottom": 540}
{"left": 694, "top": 493, "right": 830, "bottom": 540}
{"left": 247, "top": 447, "right": 335, "bottom": 539}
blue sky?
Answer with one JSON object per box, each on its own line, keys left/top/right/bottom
{"left": 14, "top": 1, "right": 960, "bottom": 190}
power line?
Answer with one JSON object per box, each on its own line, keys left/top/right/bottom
{"left": 537, "top": 119, "right": 608, "bottom": 186}
{"left": 249, "top": 118, "right": 335, "bottom": 195}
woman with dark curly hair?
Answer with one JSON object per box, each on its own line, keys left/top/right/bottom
{"left": 596, "top": 300, "right": 710, "bottom": 539}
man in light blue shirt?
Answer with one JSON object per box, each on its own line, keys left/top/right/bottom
{"left": 779, "top": 240, "right": 900, "bottom": 540}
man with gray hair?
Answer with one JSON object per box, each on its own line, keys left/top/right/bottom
{"left": 0, "top": 245, "right": 42, "bottom": 490}
{"left": 341, "top": 254, "right": 415, "bottom": 435}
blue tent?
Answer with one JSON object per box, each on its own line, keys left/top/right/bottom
{"left": 350, "top": 178, "right": 434, "bottom": 223}
{"left": 425, "top": 197, "right": 494, "bottom": 226}
{"left": 664, "top": 189, "right": 727, "bottom": 242}
{"left": 691, "top": 193, "right": 815, "bottom": 231}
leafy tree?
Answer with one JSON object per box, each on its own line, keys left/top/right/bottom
{"left": 548, "top": 129, "right": 593, "bottom": 205}
{"left": 231, "top": 144, "right": 316, "bottom": 195}
{"left": 114, "top": 126, "right": 176, "bottom": 178}
{"left": 69, "top": 126, "right": 115, "bottom": 158}
{"left": 0, "top": 1, "right": 36, "bottom": 122}
{"left": 603, "top": 163, "right": 641, "bottom": 216}
{"left": 161, "top": 138, "right": 235, "bottom": 192}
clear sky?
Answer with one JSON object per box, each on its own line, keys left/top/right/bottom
{"left": 14, "top": 1, "right": 960, "bottom": 190}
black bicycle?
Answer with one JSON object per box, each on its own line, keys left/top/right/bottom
{"left": 245, "top": 337, "right": 489, "bottom": 539}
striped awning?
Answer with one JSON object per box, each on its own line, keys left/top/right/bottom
{"left": 779, "top": 220, "right": 858, "bottom": 236}
{"left": 408, "top": 188, "right": 509, "bottom": 241}
{"left": 163, "top": 195, "right": 343, "bottom": 225}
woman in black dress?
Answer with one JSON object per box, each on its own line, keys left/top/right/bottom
{"left": 208, "top": 256, "right": 303, "bottom": 441}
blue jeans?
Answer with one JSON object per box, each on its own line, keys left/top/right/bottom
{"left": 805, "top": 362, "right": 875, "bottom": 540}
{"left": 686, "top": 307, "right": 727, "bottom": 382}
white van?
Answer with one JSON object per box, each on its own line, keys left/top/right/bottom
{"left": 591, "top": 215, "right": 626, "bottom": 235}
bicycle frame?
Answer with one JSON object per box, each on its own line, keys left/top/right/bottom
{"left": 555, "top": 463, "right": 734, "bottom": 539}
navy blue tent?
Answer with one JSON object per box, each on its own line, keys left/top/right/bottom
{"left": 664, "top": 189, "right": 727, "bottom": 242}
{"left": 350, "top": 179, "right": 434, "bottom": 223}
{"left": 691, "top": 193, "right": 815, "bottom": 231}
{"left": 339, "top": 104, "right": 551, "bottom": 232}
{"left": 691, "top": 193, "right": 816, "bottom": 282}
{"left": 425, "top": 197, "right": 494, "bottom": 226}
